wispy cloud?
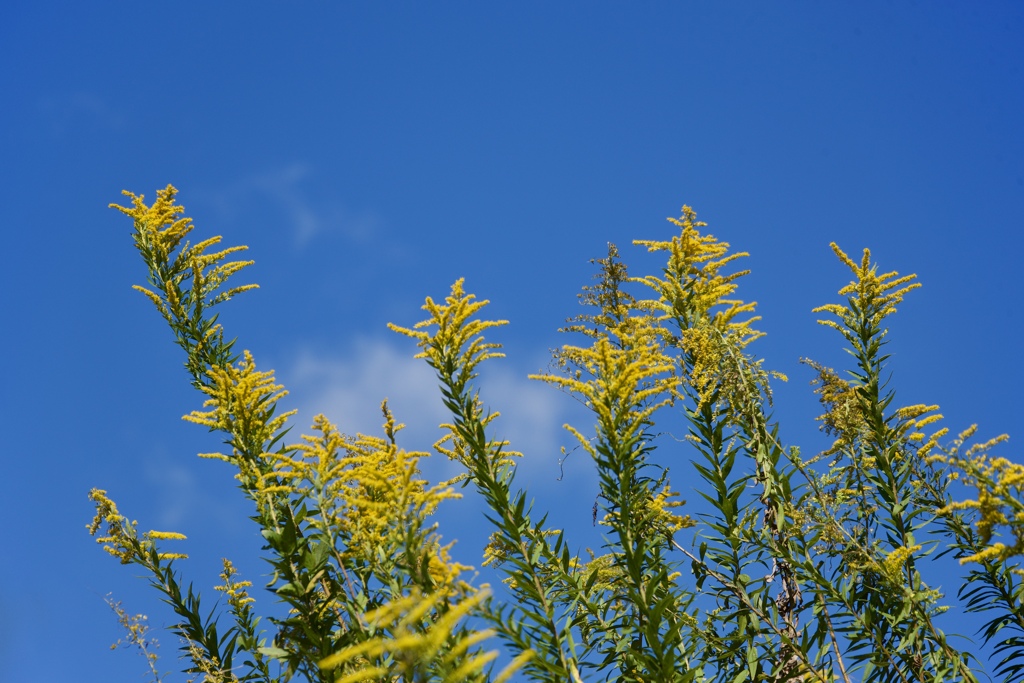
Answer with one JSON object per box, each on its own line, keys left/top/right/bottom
{"left": 143, "top": 457, "right": 243, "bottom": 533}
{"left": 38, "top": 92, "right": 124, "bottom": 135}
{"left": 286, "top": 339, "right": 448, "bottom": 447}
{"left": 281, "top": 339, "right": 577, "bottom": 488}
{"left": 196, "top": 164, "right": 381, "bottom": 249}
{"left": 135, "top": 339, "right": 578, "bottom": 533}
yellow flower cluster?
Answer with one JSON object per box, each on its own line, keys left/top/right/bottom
{"left": 589, "top": 481, "right": 694, "bottom": 541}
{"left": 389, "top": 279, "right": 520, "bottom": 480}
{"left": 803, "top": 359, "right": 868, "bottom": 457}
{"left": 932, "top": 426, "right": 1020, "bottom": 566}
{"left": 880, "top": 543, "right": 923, "bottom": 584}
{"left": 87, "top": 489, "right": 188, "bottom": 563}
{"left": 676, "top": 325, "right": 736, "bottom": 409}
{"left": 111, "top": 185, "right": 258, "bottom": 322}
{"left": 264, "top": 407, "right": 467, "bottom": 589}
{"left": 183, "top": 641, "right": 237, "bottom": 683}
{"left": 320, "top": 588, "right": 532, "bottom": 683}
{"left": 634, "top": 206, "right": 762, "bottom": 345}
{"left": 481, "top": 528, "right": 563, "bottom": 570}
{"left": 87, "top": 489, "right": 138, "bottom": 564}
{"left": 434, "top": 405, "right": 523, "bottom": 478}
{"left": 110, "top": 185, "right": 195, "bottom": 264}
{"left": 528, "top": 210, "right": 766, "bottom": 560}
{"left": 894, "top": 404, "right": 947, "bottom": 458}
{"left": 388, "top": 278, "right": 508, "bottom": 379}
{"left": 631, "top": 207, "right": 774, "bottom": 411}
{"left": 805, "top": 367, "right": 946, "bottom": 462}
{"left": 215, "top": 558, "right": 256, "bottom": 610}
{"left": 647, "top": 483, "right": 695, "bottom": 536}
{"left": 813, "top": 243, "right": 920, "bottom": 342}
{"left": 254, "top": 412, "right": 348, "bottom": 498}
{"left": 184, "top": 350, "right": 296, "bottom": 465}
{"left": 144, "top": 530, "right": 188, "bottom": 561}
{"left": 534, "top": 334, "right": 677, "bottom": 458}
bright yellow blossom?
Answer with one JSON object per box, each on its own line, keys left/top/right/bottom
{"left": 629, "top": 207, "right": 776, "bottom": 413}
{"left": 320, "top": 587, "right": 531, "bottom": 683}
{"left": 87, "top": 488, "right": 136, "bottom": 564}
{"left": 182, "top": 350, "right": 296, "bottom": 467}
{"left": 534, "top": 335, "right": 677, "bottom": 455}
{"left": 634, "top": 206, "right": 762, "bottom": 343}
{"left": 880, "top": 544, "right": 923, "bottom": 584}
{"left": 111, "top": 186, "right": 258, "bottom": 320}
{"left": 813, "top": 243, "right": 920, "bottom": 346}
{"left": 388, "top": 278, "right": 508, "bottom": 379}
{"left": 144, "top": 530, "right": 187, "bottom": 541}
{"left": 932, "top": 427, "right": 1022, "bottom": 565}
{"left": 87, "top": 489, "right": 189, "bottom": 563}
{"left": 215, "top": 558, "right": 256, "bottom": 609}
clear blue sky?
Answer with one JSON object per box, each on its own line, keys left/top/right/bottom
{"left": 2, "top": 3, "right": 1023, "bottom": 681}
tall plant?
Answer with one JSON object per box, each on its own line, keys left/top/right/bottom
{"left": 91, "top": 186, "right": 1022, "bottom": 682}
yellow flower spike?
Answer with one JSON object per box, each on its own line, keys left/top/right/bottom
{"left": 647, "top": 484, "right": 695, "bottom": 535}
{"left": 257, "top": 485, "right": 293, "bottom": 495}
{"left": 440, "top": 628, "right": 496, "bottom": 663}
{"left": 201, "top": 249, "right": 252, "bottom": 275}
{"left": 156, "top": 552, "right": 189, "bottom": 561}
{"left": 336, "top": 668, "right": 392, "bottom": 683}
{"left": 827, "top": 242, "right": 859, "bottom": 272}
{"left": 492, "top": 649, "right": 535, "bottom": 683}
{"left": 182, "top": 350, "right": 295, "bottom": 451}
{"left": 111, "top": 185, "right": 195, "bottom": 259}
{"left": 966, "top": 433, "right": 1010, "bottom": 458}
{"left": 214, "top": 559, "right": 257, "bottom": 609}
{"left": 196, "top": 451, "right": 232, "bottom": 462}
{"left": 88, "top": 492, "right": 191, "bottom": 564}
{"left": 131, "top": 285, "right": 169, "bottom": 317}
{"left": 535, "top": 329, "right": 678, "bottom": 462}
{"left": 286, "top": 411, "right": 464, "bottom": 577}
{"left": 916, "top": 428, "right": 949, "bottom": 459}
{"left": 428, "top": 542, "right": 473, "bottom": 588}
{"left": 895, "top": 405, "right": 940, "bottom": 421}
{"left": 389, "top": 279, "right": 509, "bottom": 375}
{"left": 958, "top": 425, "right": 979, "bottom": 442}
{"left": 621, "top": 207, "right": 778, "bottom": 415}
{"left": 561, "top": 424, "right": 597, "bottom": 458}
{"left": 815, "top": 243, "right": 921, "bottom": 341}
{"left": 87, "top": 488, "right": 119, "bottom": 536}
{"left": 442, "top": 650, "right": 499, "bottom": 682}
{"left": 634, "top": 207, "right": 756, "bottom": 331}
{"left": 188, "top": 235, "right": 223, "bottom": 255}
{"left": 933, "top": 426, "right": 1022, "bottom": 565}
{"left": 114, "top": 186, "right": 258, "bottom": 327}
{"left": 880, "top": 543, "right": 923, "bottom": 584}
{"left": 915, "top": 414, "right": 944, "bottom": 429}
{"left": 87, "top": 489, "right": 138, "bottom": 564}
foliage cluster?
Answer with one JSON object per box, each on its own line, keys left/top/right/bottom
{"left": 91, "top": 186, "right": 1024, "bottom": 682}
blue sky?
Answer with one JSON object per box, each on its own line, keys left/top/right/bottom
{"left": 2, "top": 3, "right": 1023, "bottom": 681}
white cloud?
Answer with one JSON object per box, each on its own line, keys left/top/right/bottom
{"left": 143, "top": 457, "right": 243, "bottom": 532}
{"left": 282, "top": 339, "right": 577, "bottom": 488}
{"left": 38, "top": 92, "right": 124, "bottom": 135}
{"left": 196, "top": 164, "right": 381, "bottom": 248}
{"left": 133, "top": 340, "right": 578, "bottom": 536}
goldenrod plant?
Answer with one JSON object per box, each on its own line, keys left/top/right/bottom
{"left": 91, "top": 185, "right": 1022, "bottom": 682}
